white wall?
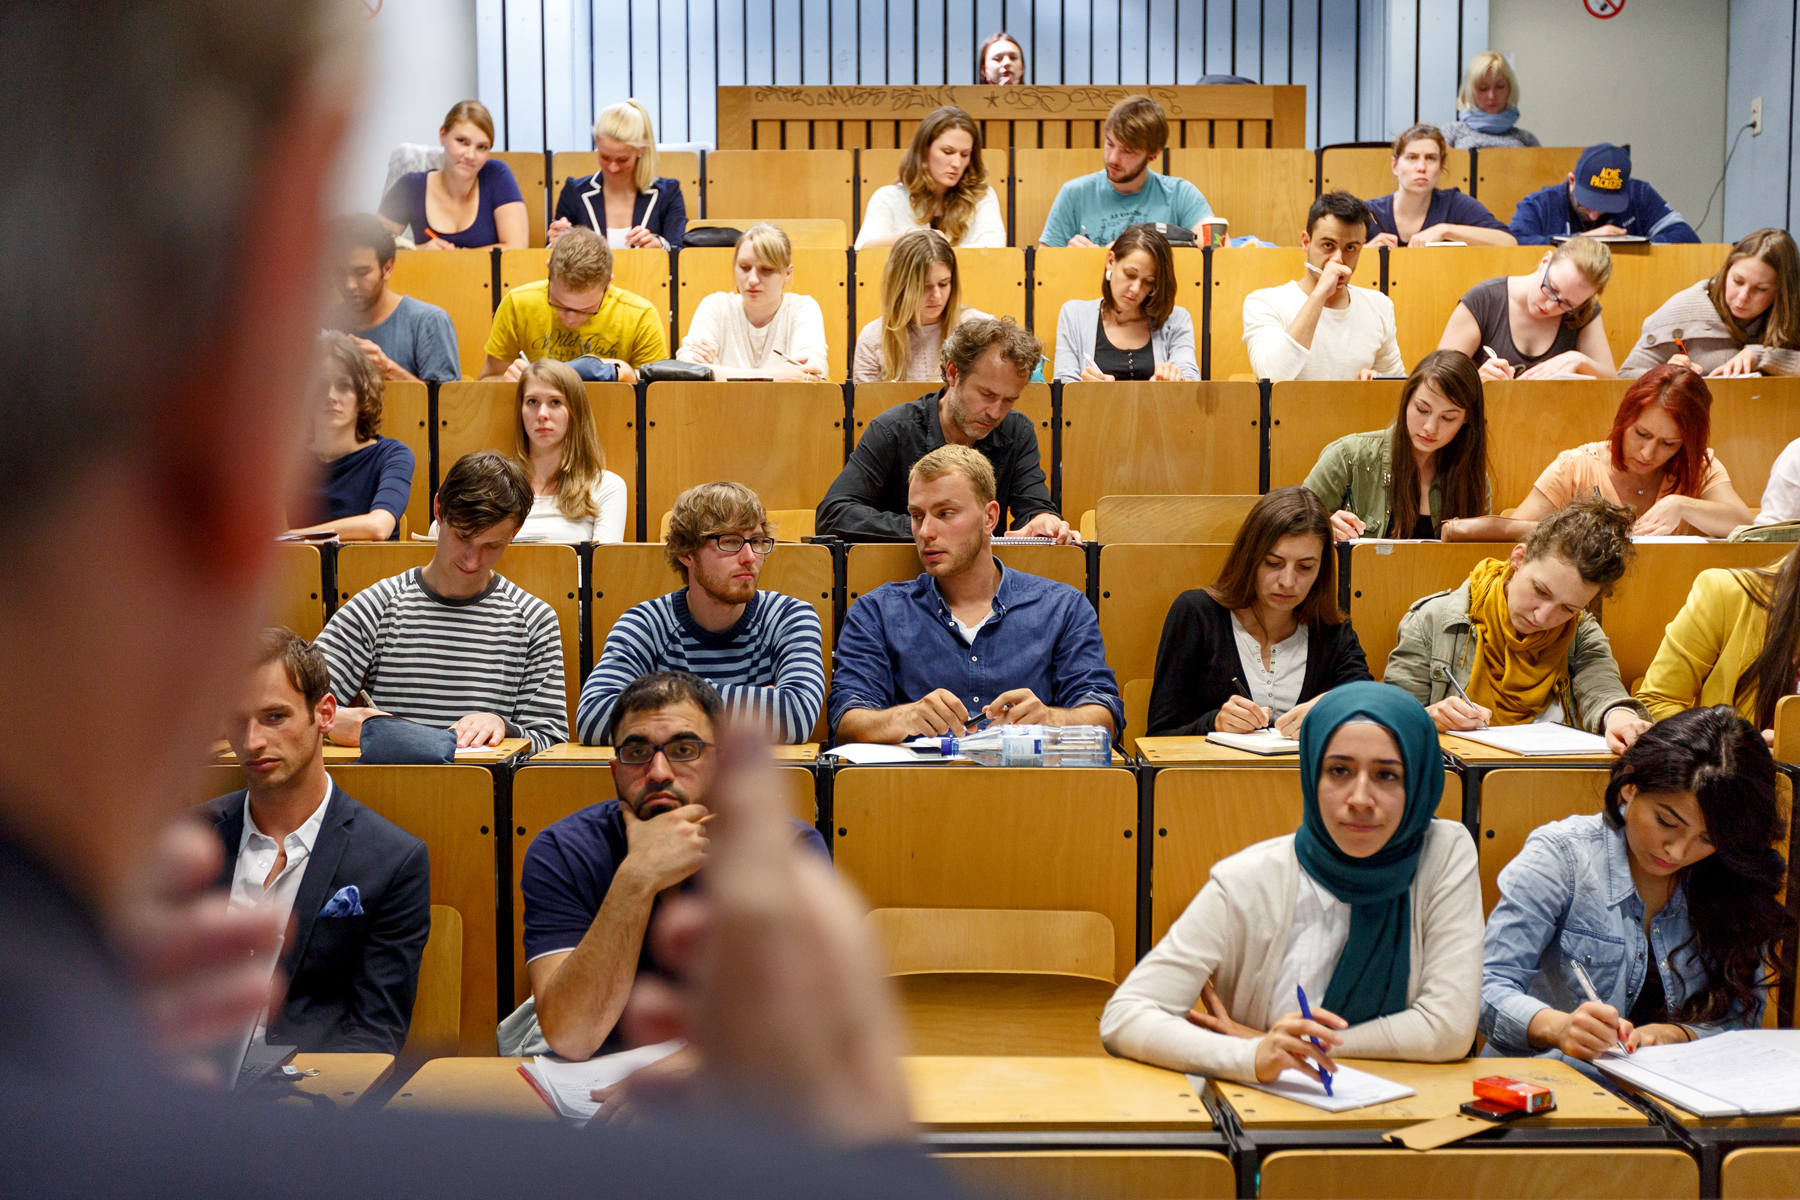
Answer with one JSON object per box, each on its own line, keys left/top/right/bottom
{"left": 335, "top": 0, "right": 480, "bottom": 215}
{"left": 1489, "top": 0, "right": 1728, "bottom": 241}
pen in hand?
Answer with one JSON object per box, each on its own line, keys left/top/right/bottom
{"left": 1229, "top": 676, "right": 1270, "bottom": 730}
{"left": 1569, "top": 959, "right": 1630, "bottom": 1055}
{"left": 1436, "top": 665, "right": 1490, "bottom": 730}
{"left": 1296, "top": 986, "right": 1333, "bottom": 1096}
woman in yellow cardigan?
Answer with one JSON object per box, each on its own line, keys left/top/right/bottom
{"left": 1637, "top": 541, "right": 1800, "bottom": 741}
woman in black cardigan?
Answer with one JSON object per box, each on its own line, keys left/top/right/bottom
{"left": 1147, "top": 487, "right": 1373, "bottom": 737}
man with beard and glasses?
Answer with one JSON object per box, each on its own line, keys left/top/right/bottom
{"left": 1038, "top": 95, "right": 1212, "bottom": 248}
{"left": 816, "top": 316, "right": 1078, "bottom": 544}
{"left": 578, "top": 482, "right": 826, "bottom": 745}
{"left": 504, "top": 672, "right": 828, "bottom": 1060}
{"left": 328, "top": 212, "right": 461, "bottom": 383}
{"left": 829, "top": 445, "right": 1122, "bottom": 744}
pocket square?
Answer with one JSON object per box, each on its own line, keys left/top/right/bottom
{"left": 319, "top": 885, "right": 363, "bottom": 918}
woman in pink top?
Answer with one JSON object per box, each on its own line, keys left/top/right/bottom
{"left": 1443, "top": 364, "right": 1753, "bottom": 541}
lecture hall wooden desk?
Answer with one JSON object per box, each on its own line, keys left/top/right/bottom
{"left": 287, "top": 1053, "right": 395, "bottom": 1107}
{"left": 1438, "top": 733, "right": 1616, "bottom": 767}
{"left": 530, "top": 742, "right": 820, "bottom": 763}
{"left": 1212, "top": 1056, "right": 1642, "bottom": 1131}
{"left": 1136, "top": 736, "right": 1299, "bottom": 766}
{"left": 385, "top": 1054, "right": 1213, "bottom": 1132}
{"left": 212, "top": 739, "right": 533, "bottom": 765}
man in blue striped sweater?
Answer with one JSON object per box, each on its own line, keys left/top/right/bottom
{"left": 578, "top": 482, "right": 826, "bottom": 745}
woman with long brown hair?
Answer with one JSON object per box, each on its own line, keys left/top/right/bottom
{"left": 1052, "top": 223, "right": 1197, "bottom": 381}
{"left": 1621, "top": 228, "right": 1800, "bottom": 378}
{"left": 1305, "top": 350, "right": 1490, "bottom": 543}
{"left": 286, "top": 331, "right": 416, "bottom": 542}
{"left": 1146, "top": 487, "right": 1372, "bottom": 736}
{"left": 1639, "top": 539, "right": 1800, "bottom": 741}
{"left": 854, "top": 107, "right": 1006, "bottom": 250}
{"left": 851, "top": 228, "right": 989, "bottom": 382}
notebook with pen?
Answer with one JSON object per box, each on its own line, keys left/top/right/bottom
{"left": 1205, "top": 729, "right": 1301, "bottom": 755}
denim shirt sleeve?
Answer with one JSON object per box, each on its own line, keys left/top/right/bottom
{"left": 827, "top": 592, "right": 897, "bottom": 734}
{"left": 1480, "top": 826, "right": 1576, "bottom": 1054}
{"left": 1045, "top": 589, "right": 1125, "bottom": 734}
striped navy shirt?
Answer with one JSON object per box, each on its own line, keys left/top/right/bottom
{"left": 315, "top": 568, "right": 568, "bottom": 752}
{"left": 577, "top": 588, "right": 825, "bottom": 745}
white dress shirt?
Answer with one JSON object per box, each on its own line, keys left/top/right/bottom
{"left": 230, "top": 781, "right": 334, "bottom": 1042}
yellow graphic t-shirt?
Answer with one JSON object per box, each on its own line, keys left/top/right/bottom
{"left": 485, "top": 280, "right": 669, "bottom": 367}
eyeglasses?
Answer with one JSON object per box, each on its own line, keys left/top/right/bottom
{"left": 547, "top": 288, "right": 603, "bottom": 319}
{"left": 615, "top": 736, "right": 712, "bottom": 765}
{"left": 1538, "top": 265, "right": 1579, "bottom": 315}
{"left": 707, "top": 534, "right": 776, "bottom": 555}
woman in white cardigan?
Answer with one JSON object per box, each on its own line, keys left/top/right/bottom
{"left": 854, "top": 106, "right": 1006, "bottom": 250}
{"left": 1052, "top": 223, "right": 1199, "bottom": 382}
{"left": 676, "top": 223, "right": 830, "bottom": 381}
{"left": 1101, "top": 681, "right": 1482, "bottom": 1083}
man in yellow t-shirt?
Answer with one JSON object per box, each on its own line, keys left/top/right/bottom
{"left": 479, "top": 226, "right": 668, "bottom": 384}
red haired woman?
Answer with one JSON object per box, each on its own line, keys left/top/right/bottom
{"left": 1444, "top": 364, "right": 1753, "bottom": 541}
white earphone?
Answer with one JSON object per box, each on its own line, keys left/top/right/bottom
{"left": 1105, "top": 268, "right": 1112, "bottom": 281}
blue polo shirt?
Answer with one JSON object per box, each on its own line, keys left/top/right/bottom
{"left": 827, "top": 559, "right": 1125, "bottom": 736}
{"left": 1364, "top": 188, "right": 1508, "bottom": 240}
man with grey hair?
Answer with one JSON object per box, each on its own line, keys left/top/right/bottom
{"left": 0, "top": 1, "right": 948, "bottom": 1193}
{"left": 816, "top": 316, "right": 1079, "bottom": 544}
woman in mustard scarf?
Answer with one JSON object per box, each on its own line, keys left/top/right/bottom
{"left": 1384, "top": 494, "right": 1653, "bottom": 753}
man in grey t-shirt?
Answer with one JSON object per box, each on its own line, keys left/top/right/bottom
{"left": 331, "top": 212, "right": 462, "bottom": 383}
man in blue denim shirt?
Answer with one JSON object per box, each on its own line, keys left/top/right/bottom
{"left": 830, "top": 445, "right": 1122, "bottom": 743}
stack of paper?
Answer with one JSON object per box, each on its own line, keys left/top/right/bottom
{"left": 1188, "top": 1065, "right": 1415, "bottom": 1113}
{"left": 821, "top": 743, "right": 969, "bottom": 764}
{"left": 1596, "top": 1029, "right": 1800, "bottom": 1117}
{"left": 1450, "top": 725, "right": 1611, "bottom": 756}
{"left": 519, "top": 1039, "right": 685, "bottom": 1124}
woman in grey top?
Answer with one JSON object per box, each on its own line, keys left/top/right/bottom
{"left": 1443, "top": 52, "right": 1542, "bottom": 150}
{"left": 1620, "top": 228, "right": 1800, "bottom": 378}
{"left": 1481, "top": 707, "right": 1787, "bottom": 1074}
{"left": 1052, "top": 223, "right": 1197, "bottom": 382}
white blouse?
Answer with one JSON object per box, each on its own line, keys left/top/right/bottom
{"left": 1230, "top": 613, "right": 1309, "bottom": 715}
{"left": 1265, "top": 871, "right": 1351, "bottom": 1020}
{"left": 853, "top": 183, "right": 1007, "bottom": 250}
{"left": 675, "top": 292, "right": 829, "bottom": 376}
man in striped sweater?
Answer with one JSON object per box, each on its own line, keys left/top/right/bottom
{"left": 316, "top": 451, "right": 568, "bottom": 753}
{"left": 578, "top": 482, "right": 825, "bottom": 745}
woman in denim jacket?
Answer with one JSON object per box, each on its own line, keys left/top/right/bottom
{"left": 1481, "top": 707, "right": 1787, "bottom": 1074}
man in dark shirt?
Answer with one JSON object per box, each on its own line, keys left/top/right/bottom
{"left": 1510, "top": 143, "right": 1699, "bottom": 246}
{"left": 511, "top": 671, "right": 827, "bottom": 1060}
{"left": 816, "top": 316, "right": 1079, "bottom": 544}
{"left": 830, "top": 446, "right": 1121, "bottom": 743}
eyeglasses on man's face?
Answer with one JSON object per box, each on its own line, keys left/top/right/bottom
{"left": 615, "top": 736, "right": 712, "bottom": 766}
{"left": 707, "top": 534, "right": 776, "bottom": 555}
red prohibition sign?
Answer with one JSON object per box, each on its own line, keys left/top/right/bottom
{"left": 1584, "top": 0, "right": 1625, "bottom": 17}
{"left": 362, "top": 0, "right": 382, "bottom": 16}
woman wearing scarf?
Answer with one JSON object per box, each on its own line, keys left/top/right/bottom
{"left": 1100, "top": 682, "right": 1482, "bottom": 1082}
{"left": 1384, "top": 494, "right": 1652, "bottom": 752}
{"left": 1444, "top": 52, "right": 1541, "bottom": 151}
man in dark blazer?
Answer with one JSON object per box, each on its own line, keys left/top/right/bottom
{"left": 202, "top": 629, "right": 430, "bottom": 1055}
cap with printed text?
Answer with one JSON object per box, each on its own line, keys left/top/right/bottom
{"left": 1571, "top": 143, "right": 1632, "bottom": 215}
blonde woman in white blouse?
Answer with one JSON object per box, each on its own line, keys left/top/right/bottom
{"left": 677, "top": 223, "right": 830, "bottom": 381}
{"left": 853, "top": 107, "right": 1006, "bottom": 250}
{"left": 435, "top": 359, "right": 627, "bottom": 543}
{"left": 1101, "top": 682, "right": 1481, "bottom": 1083}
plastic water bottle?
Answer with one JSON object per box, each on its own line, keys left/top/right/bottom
{"left": 933, "top": 724, "right": 1111, "bottom": 767}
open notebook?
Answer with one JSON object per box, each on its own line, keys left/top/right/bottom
{"left": 1596, "top": 1030, "right": 1800, "bottom": 1117}
{"left": 1191, "top": 1065, "right": 1414, "bottom": 1113}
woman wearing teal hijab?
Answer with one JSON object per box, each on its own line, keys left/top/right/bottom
{"left": 1102, "top": 682, "right": 1482, "bottom": 1083}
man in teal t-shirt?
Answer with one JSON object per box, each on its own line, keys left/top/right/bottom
{"left": 1038, "top": 95, "right": 1212, "bottom": 248}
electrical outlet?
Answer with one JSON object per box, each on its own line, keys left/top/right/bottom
{"left": 1753, "top": 97, "right": 1764, "bottom": 136}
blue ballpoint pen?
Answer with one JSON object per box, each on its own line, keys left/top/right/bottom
{"left": 1296, "top": 985, "right": 1333, "bottom": 1097}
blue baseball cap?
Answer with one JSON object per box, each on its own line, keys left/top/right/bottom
{"left": 1572, "top": 143, "right": 1632, "bottom": 214}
